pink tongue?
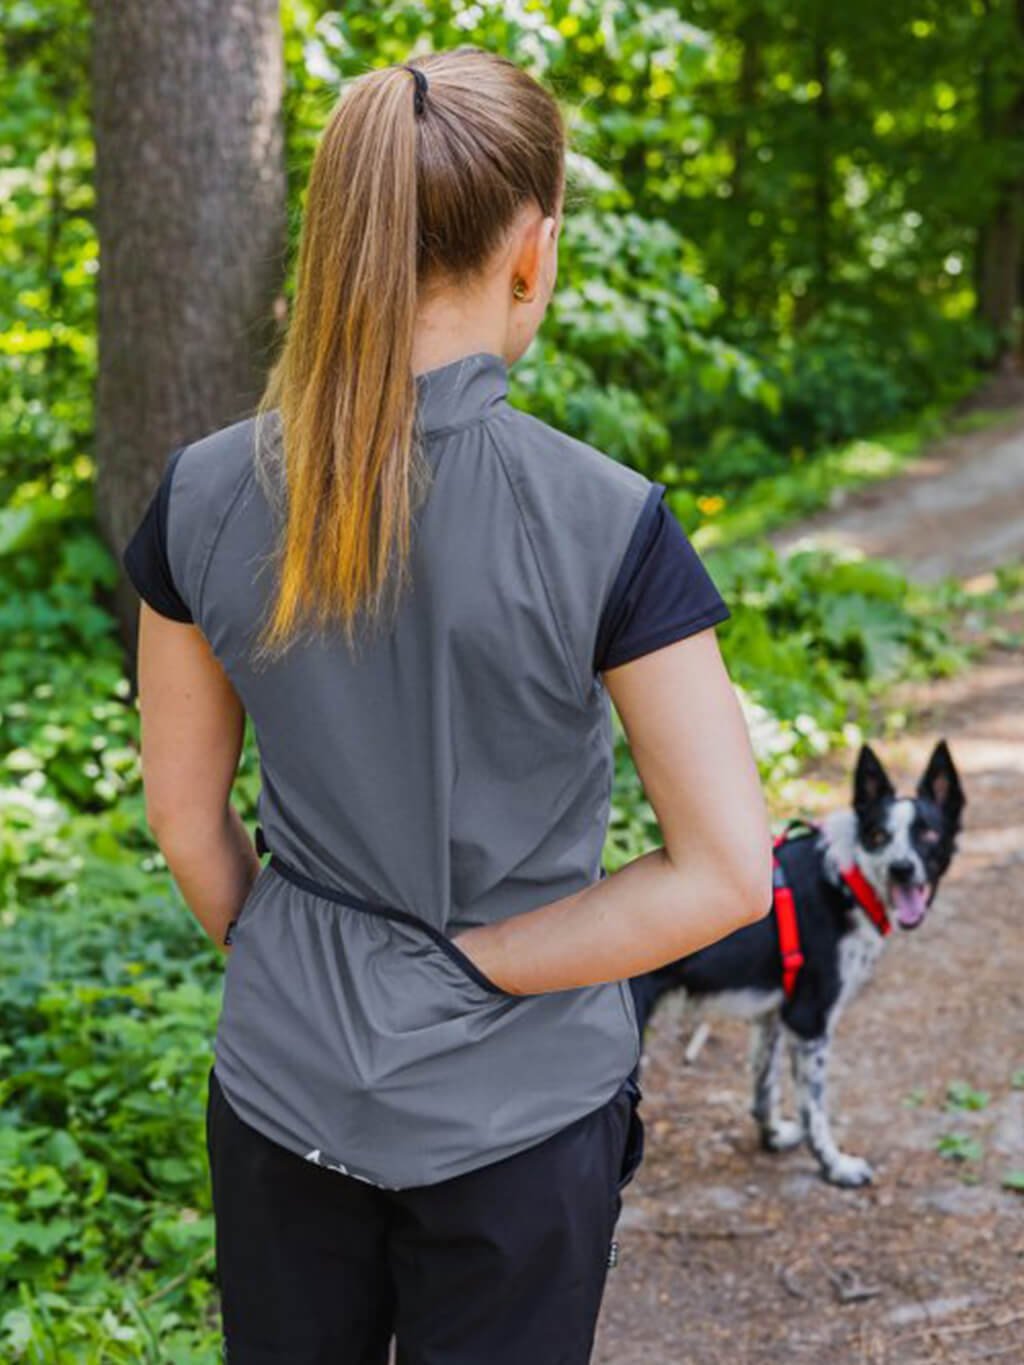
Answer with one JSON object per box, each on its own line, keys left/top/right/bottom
{"left": 892, "top": 882, "right": 927, "bottom": 927}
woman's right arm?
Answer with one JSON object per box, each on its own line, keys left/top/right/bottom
{"left": 453, "top": 625, "right": 773, "bottom": 995}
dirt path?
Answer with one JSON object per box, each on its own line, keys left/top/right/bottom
{"left": 770, "top": 407, "right": 1024, "bottom": 582}
{"left": 594, "top": 416, "right": 1024, "bottom": 1364}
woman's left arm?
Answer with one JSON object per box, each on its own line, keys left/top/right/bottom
{"left": 135, "top": 601, "right": 260, "bottom": 953}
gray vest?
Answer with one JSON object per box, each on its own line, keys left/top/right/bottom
{"left": 168, "top": 351, "right": 654, "bottom": 1188}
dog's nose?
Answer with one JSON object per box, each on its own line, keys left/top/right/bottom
{"left": 889, "top": 859, "right": 916, "bottom": 882}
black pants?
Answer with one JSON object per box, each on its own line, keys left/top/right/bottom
{"left": 205, "top": 1064, "right": 644, "bottom": 1364}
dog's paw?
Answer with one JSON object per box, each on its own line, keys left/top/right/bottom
{"left": 823, "top": 1154, "right": 873, "bottom": 1187}
{"left": 760, "top": 1120, "right": 803, "bottom": 1153}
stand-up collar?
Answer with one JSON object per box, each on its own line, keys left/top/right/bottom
{"left": 414, "top": 351, "right": 509, "bottom": 437}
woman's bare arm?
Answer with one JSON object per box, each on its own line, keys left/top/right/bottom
{"left": 134, "top": 602, "right": 260, "bottom": 952}
{"left": 453, "top": 627, "right": 773, "bottom": 994}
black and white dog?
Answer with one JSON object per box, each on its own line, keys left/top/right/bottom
{"left": 629, "top": 741, "right": 965, "bottom": 1187}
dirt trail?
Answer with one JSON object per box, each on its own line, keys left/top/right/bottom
{"left": 594, "top": 415, "right": 1024, "bottom": 1364}
{"left": 770, "top": 408, "right": 1024, "bottom": 582}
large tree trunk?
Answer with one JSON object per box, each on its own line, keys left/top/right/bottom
{"left": 811, "top": 20, "right": 832, "bottom": 305}
{"left": 976, "top": 0, "right": 1024, "bottom": 368}
{"left": 979, "top": 194, "right": 1023, "bottom": 359}
{"left": 90, "top": 0, "right": 287, "bottom": 654}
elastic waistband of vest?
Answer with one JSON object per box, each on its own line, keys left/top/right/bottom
{"left": 244, "top": 824, "right": 511, "bottom": 998}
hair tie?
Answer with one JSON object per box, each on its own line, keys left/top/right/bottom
{"left": 403, "top": 64, "right": 429, "bottom": 117}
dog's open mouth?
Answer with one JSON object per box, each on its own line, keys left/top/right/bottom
{"left": 889, "top": 880, "right": 928, "bottom": 929}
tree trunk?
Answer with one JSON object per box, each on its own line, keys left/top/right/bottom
{"left": 811, "top": 21, "right": 832, "bottom": 304}
{"left": 90, "top": 0, "right": 286, "bottom": 654}
{"left": 976, "top": 0, "right": 1024, "bottom": 367}
{"left": 979, "top": 194, "right": 1023, "bottom": 358}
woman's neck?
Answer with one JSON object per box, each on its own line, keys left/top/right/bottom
{"left": 410, "top": 281, "right": 513, "bottom": 377}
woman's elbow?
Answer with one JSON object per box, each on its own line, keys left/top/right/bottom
{"left": 726, "top": 846, "right": 775, "bottom": 930}
{"left": 737, "top": 886, "right": 773, "bottom": 928}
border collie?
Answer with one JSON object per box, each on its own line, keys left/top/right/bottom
{"left": 628, "top": 741, "right": 965, "bottom": 1187}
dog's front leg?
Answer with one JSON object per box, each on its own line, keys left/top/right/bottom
{"left": 750, "top": 1013, "right": 802, "bottom": 1152}
{"left": 789, "top": 1033, "right": 873, "bottom": 1187}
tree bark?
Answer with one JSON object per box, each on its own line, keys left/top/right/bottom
{"left": 90, "top": 0, "right": 287, "bottom": 652}
{"left": 811, "top": 19, "right": 832, "bottom": 304}
{"left": 976, "top": 0, "right": 1024, "bottom": 367}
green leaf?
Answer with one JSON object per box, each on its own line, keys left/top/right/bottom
{"left": 945, "top": 1080, "right": 990, "bottom": 1112}
{"left": 935, "top": 1133, "right": 984, "bottom": 1162}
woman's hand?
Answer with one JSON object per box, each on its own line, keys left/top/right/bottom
{"left": 450, "top": 923, "right": 520, "bottom": 994}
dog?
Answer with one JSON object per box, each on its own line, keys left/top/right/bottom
{"left": 628, "top": 741, "right": 965, "bottom": 1187}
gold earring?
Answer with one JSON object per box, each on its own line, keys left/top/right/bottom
{"left": 512, "top": 277, "right": 531, "bottom": 302}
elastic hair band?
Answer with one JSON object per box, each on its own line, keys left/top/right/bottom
{"left": 403, "top": 64, "right": 429, "bottom": 117}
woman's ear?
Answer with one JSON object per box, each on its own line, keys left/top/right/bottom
{"left": 510, "top": 208, "right": 556, "bottom": 298}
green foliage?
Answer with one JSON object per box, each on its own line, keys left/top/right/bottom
{"left": 5, "top": 0, "right": 1024, "bottom": 1353}
{"left": 3, "top": 0, "right": 1012, "bottom": 511}
{"left": 945, "top": 1081, "right": 991, "bottom": 1113}
{"left": 709, "top": 545, "right": 966, "bottom": 777}
{"left": 935, "top": 1133, "right": 984, "bottom": 1163}
{"left": 913, "top": 1071, "right": 1024, "bottom": 1194}
{"left": 273, "top": 0, "right": 998, "bottom": 499}
{"left": 0, "top": 810, "right": 228, "bottom": 1357}
{"left": 0, "top": 0, "right": 95, "bottom": 502}
{"left": 0, "top": 488, "right": 228, "bottom": 1354}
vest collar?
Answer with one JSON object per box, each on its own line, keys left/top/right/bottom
{"left": 414, "top": 350, "right": 509, "bottom": 436}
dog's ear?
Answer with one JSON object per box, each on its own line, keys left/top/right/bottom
{"left": 917, "top": 739, "right": 966, "bottom": 828}
{"left": 853, "top": 744, "right": 895, "bottom": 813}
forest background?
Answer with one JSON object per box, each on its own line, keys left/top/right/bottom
{"left": 2, "top": 1, "right": 1024, "bottom": 1358}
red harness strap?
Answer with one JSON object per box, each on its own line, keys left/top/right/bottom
{"left": 835, "top": 861, "right": 892, "bottom": 937}
{"left": 772, "top": 821, "right": 892, "bottom": 997}
{"left": 772, "top": 832, "right": 805, "bottom": 997}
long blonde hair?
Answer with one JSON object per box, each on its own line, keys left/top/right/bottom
{"left": 251, "top": 47, "right": 566, "bottom": 663}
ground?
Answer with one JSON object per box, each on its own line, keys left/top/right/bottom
{"left": 593, "top": 414, "right": 1024, "bottom": 1364}
{"left": 770, "top": 405, "right": 1024, "bottom": 583}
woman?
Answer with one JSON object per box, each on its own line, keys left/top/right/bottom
{"left": 122, "top": 45, "right": 771, "bottom": 1365}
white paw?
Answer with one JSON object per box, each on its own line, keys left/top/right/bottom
{"left": 824, "top": 1154, "right": 873, "bottom": 1187}
{"left": 763, "top": 1119, "right": 803, "bottom": 1152}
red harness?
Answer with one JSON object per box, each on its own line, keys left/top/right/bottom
{"left": 772, "top": 820, "right": 891, "bottom": 998}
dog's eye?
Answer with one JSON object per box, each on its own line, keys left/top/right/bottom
{"left": 866, "top": 828, "right": 890, "bottom": 849}
{"left": 919, "top": 828, "right": 941, "bottom": 845}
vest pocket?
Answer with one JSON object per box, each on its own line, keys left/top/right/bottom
{"left": 260, "top": 849, "right": 521, "bottom": 1004}
{"left": 223, "top": 863, "right": 275, "bottom": 947}
{"left": 430, "top": 929, "right": 513, "bottom": 998}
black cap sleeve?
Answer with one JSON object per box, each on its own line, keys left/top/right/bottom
{"left": 121, "top": 444, "right": 193, "bottom": 623}
{"left": 593, "top": 483, "right": 730, "bottom": 673}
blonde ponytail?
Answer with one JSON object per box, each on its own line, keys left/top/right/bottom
{"left": 252, "top": 48, "right": 566, "bottom": 661}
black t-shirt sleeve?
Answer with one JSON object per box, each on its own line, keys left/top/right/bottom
{"left": 121, "top": 444, "right": 194, "bottom": 623}
{"left": 593, "top": 481, "right": 730, "bottom": 673}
